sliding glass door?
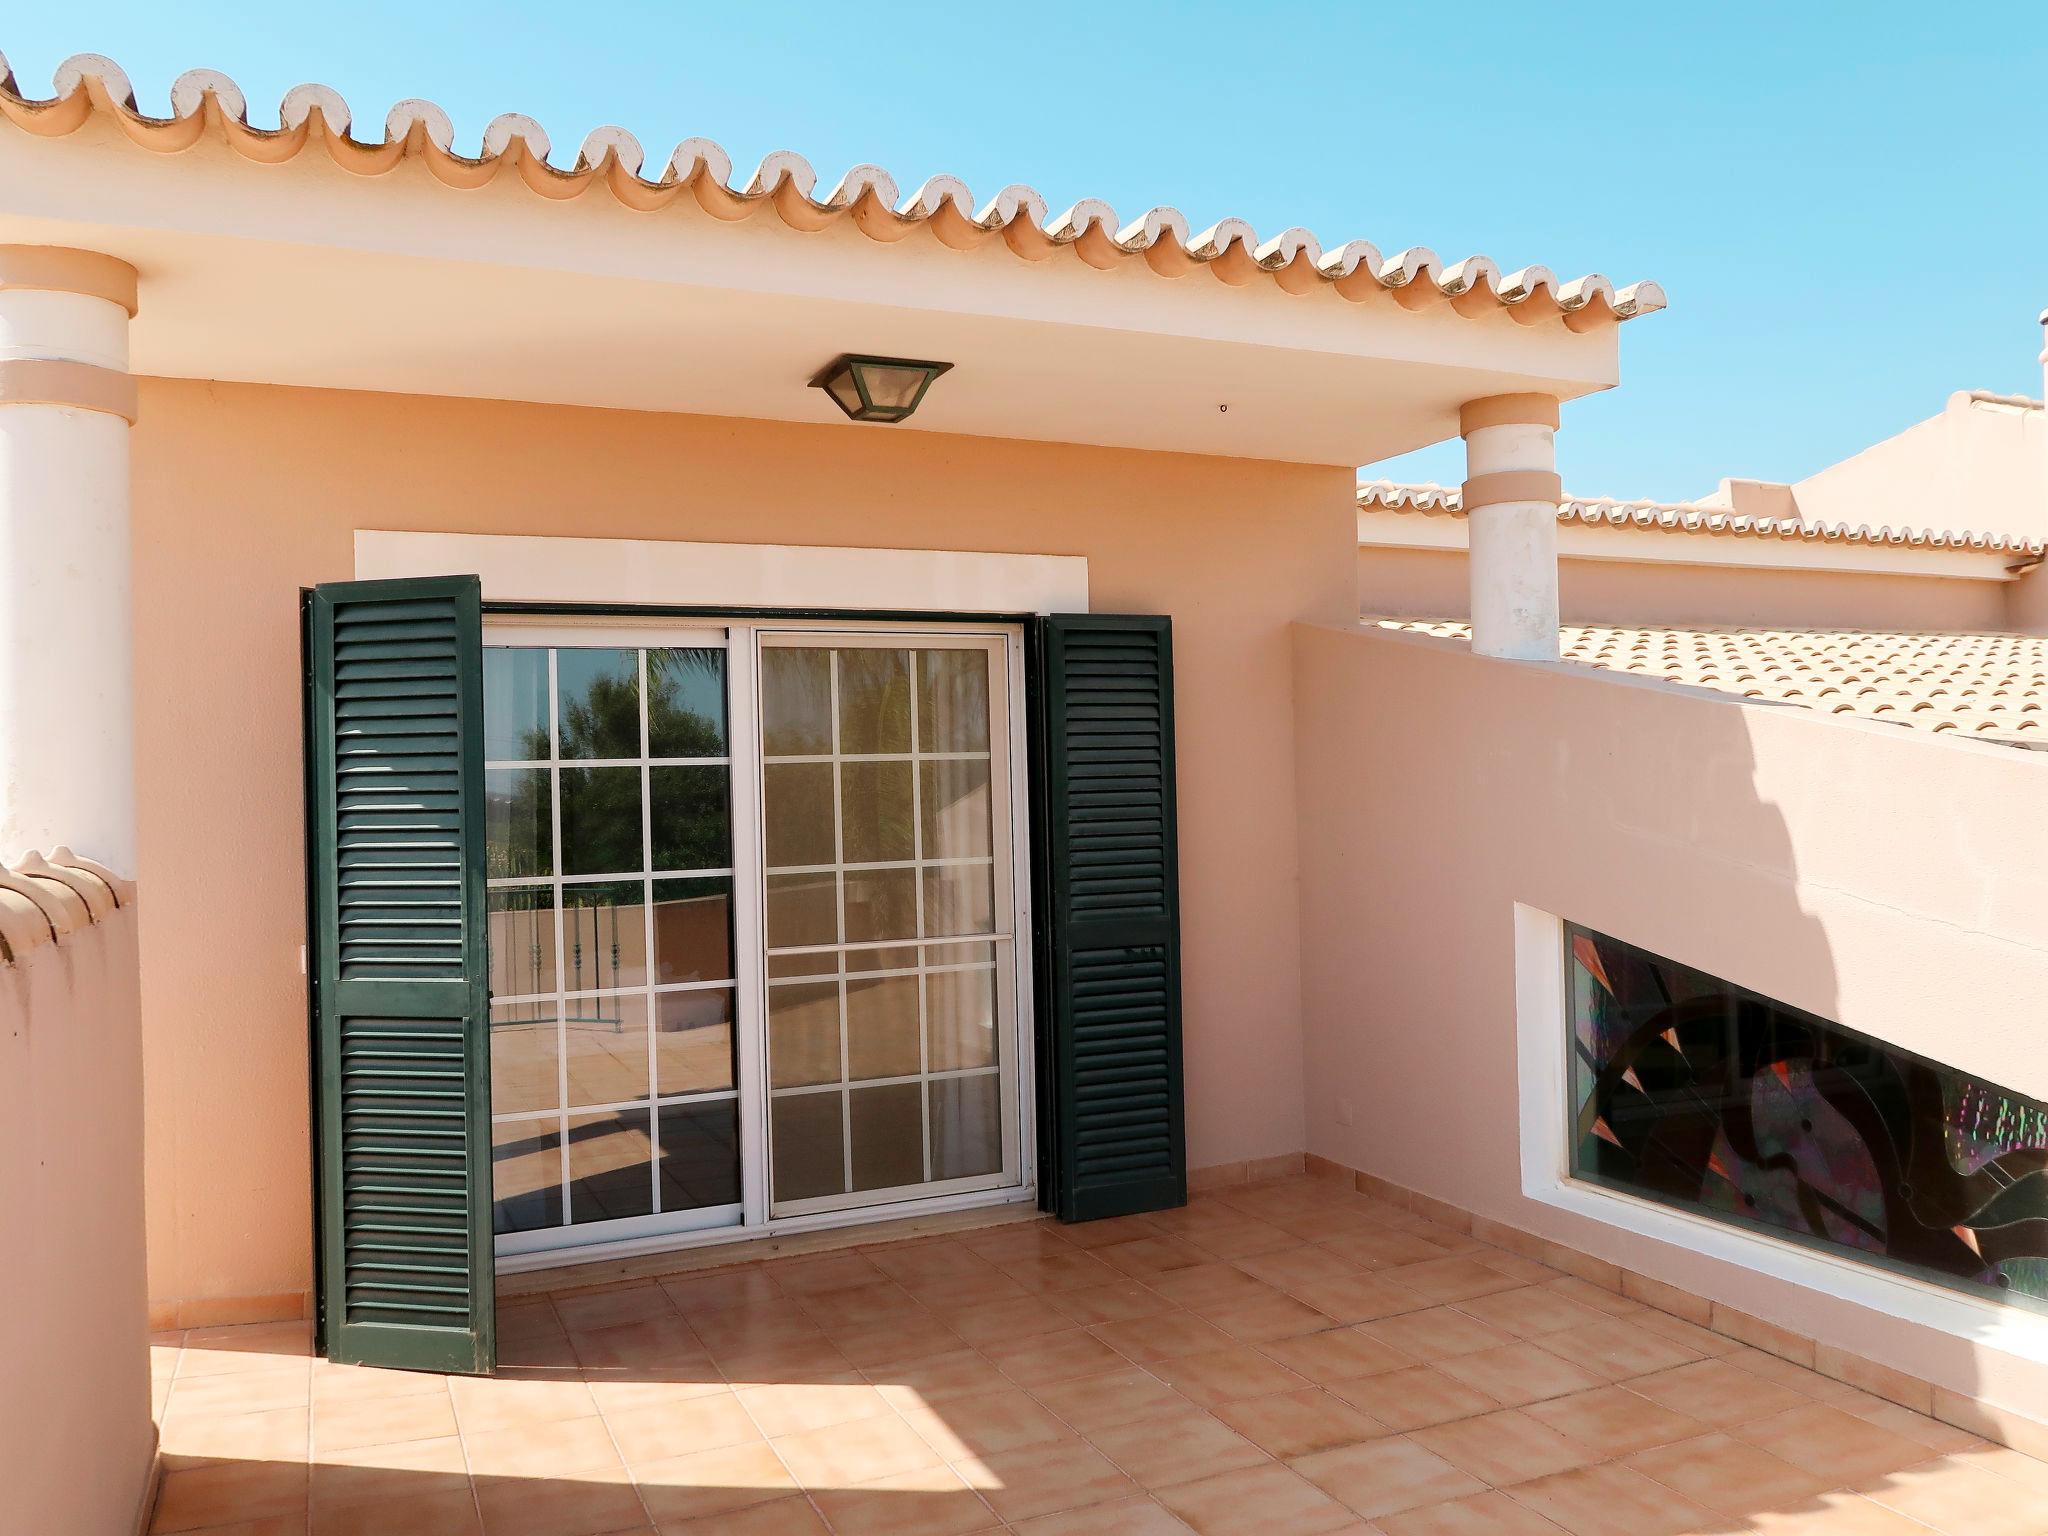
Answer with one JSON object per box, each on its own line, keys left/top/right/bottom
{"left": 483, "top": 620, "right": 1025, "bottom": 1260}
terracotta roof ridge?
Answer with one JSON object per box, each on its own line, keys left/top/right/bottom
{"left": 0, "top": 52, "right": 1665, "bottom": 331}
{"left": 1356, "top": 480, "right": 2048, "bottom": 557}
{"left": 0, "top": 845, "right": 133, "bottom": 965}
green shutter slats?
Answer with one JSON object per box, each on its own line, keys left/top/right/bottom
{"left": 1034, "top": 615, "right": 1187, "bottom": 1224}
{"left": 309, "top": 576, "right": 494, "bottom": 1376}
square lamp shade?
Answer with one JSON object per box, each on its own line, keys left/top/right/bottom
{"left": 809, "top": 355, "right": 954, "bottom": 423}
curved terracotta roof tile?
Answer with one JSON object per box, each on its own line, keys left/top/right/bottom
{"left": 1369, "top": 619, "right": 2048, "bottom": 751}
{"left": 1358, "top": 481, "right": 2048, "bottom": 558}
{"left": 0, "top": 846, "right": 131, "bottom": 965}
{"left": 0, "top": 52, "right": 1665, "bottom": 330}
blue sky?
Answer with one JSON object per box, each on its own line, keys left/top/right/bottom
{"left": 5, "top": 4, "right": 2044, "bottom": 499}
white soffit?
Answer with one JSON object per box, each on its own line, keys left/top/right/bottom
{"left": 355, "top": 531, "right": 1089, "bottom": 616}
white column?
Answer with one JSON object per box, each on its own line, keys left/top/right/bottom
{"left": 0, "top": 247, "right": 139, "bottom": 874}
{"left": 1461, "top": 393, "right": 1561, "bottom": 662}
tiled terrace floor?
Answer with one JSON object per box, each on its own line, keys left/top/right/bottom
{"left": 148, "top": 1176, "right": 2048, "bottom": 1536}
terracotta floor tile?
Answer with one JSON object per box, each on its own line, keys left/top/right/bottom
{"left": 1054, "top": 1214, "right": 1165, "bottom": 1250}
{"left": 1371, "top": 1489, "right": 1574, "bottom": 1536}
{"left": 661, "top": 1494, "right": 824, "bottom": 1535}
{"left": 895, "top": 1386, "right": 1074, "bottom": 1460}
{"left": 1001, "top": 1251, "right": 1127, "bottom": 1294}
{"left": 1950, "top": 1441, "right": 2048, "bottom": 1492}
{"left": 981, "top": 1327, "right": 1129, "bottom": 1387}
{"left": 734, "top": 1376, "right": 891, "bottom": 1439}
{"left": 311, "top": 1361, "right": 453, "bottom": 1407}
{"left": 773, "top": 1411, "right": 944, "bottom": 1488}
{"left": 1288, "top": 1273, "right": 1429, "bottom": 1326}
{"left": 1540, "top": 1319, "right": 1704, "bottom": 1382}
{"left": 956, "top": 1438, "right": 1137, "bottom": 1522}
{"left": 1521, "top": 1386, "right": 1706, "bottom": 1455}
{"left": 808, "top": 1463, "right": 1001, "bottom": 1536}
{"left": 165, "top": 1363, "right": 314, "bottom": 1419}
{"left": 1046, "top": 1280, "right": 1178, "bottom": 1327}
{"left": 1743, "top": 1489, "right": 1947, "bottom": 1534}
{"left": 604, "top": 1390, "right": 761, "bottom": 1464}
{"left": 1475, "top": 1254, "right": 1561, "bottom": 1286}
{"left": 1199, "top": 1296, "right": 1336, "bottom": 1344}
{"left": 1624, "top": 1431, "right": 1838, "bottom": 1517}
{"left": 1147, "top": 1344, "right": 1310, "bottom": 1408}
{"left": 1627, "top": 1358, "right": 1812, "bottom": 1427}
{"left": 310, "top": 1486, "right": 483, "bottom": 1536}
{"left": 1091, "top": 1311, "right": 1238, "bottom": 1363}
{"left": 767, "top": 1251, "right": 888, "bottom": 1297}
{"left": 1259, "top": 1326, "right": 1413, "bottom": 1384}
{"left": 1179, "top": 1217, "right": 1302, "bottom": 1262}
{"left": 1732, "top": 1402, "right": 1933, "bottom": 1484}
{"left": 450, "top": 1374, "right": 598, "bottom": 1434}
{"left": 1357, "top": 1307, "right": 1517, "bottom": 1362}
{"left": 465, "top": 1414, "right": 624, "bottom": 1480}
{"left": 1385, "top": 1260, "right": 1525, "bottom": 1306}
{"left": 574, "top": 1319, "right": 717, "bottom": 1374}
{"left": 937, "top": 1294, "right": 1077, "bottom": 1347}
{"left": 1214, "top": 1387, "right": 1386, "bottom": 1458}
{"left": 1847, "top": 1402, "right": 1981, "bottom": 1455}
{"left": 801, "top": 1281, "right": 922, "bottom": 1333}
{"left": 1856, "top": 1456, "right": 2048, "bottom": 1536}
{"left": 1535, "top": 1278, "right": 1643, "bottom": 1318}
{"left": 1435, "top": 1344, "right": 1605, "bottom": 1408}
{"left": 551, "top": 1284, "right": 675, "bottom": 1334}
{"left": 1320, "top": 1228, "right": 1460, "bottom": 1271}
{"left": 310, "top": 1433, "right": 471, "bottom": 1509}
{"left": 1412, "top": 1409, "right": 1597, "bottom": 1486}
{"left": 178, "top": 1323, "right": 315, "bottom": 1378}
{"left": 583, "top": 1372, "right": 729, "bottom": 1418}
{"left": 1030, "top": 1366, "right": 1190, "bottom": 1432}
{"left": 160, "top": 1406, "right": 311, "bottom": 1470}
{"left": 473, "top": 1465, "right": 648, "bottom": 1536}
{"left": 1086, "top": 1404, "right": 1269, "bottom": 1488}
{"left": 160, "top": 1517, "right": 307, "bottom": 1536}
{"left": 1147, "top": 1263, "right": 1282, "bottom": 1312}
{"left": 1153, "top": 1461, "right": 1359, "bottom": 1536}
{"left": 1453, "top": 1287, "right": 1614, "bottom": 1341}
{"left": 1237, "top": 1245, "right": 1363, "bottom": 1291}
{"left": 1293, "top": 1435, "right": 1488, "bottom": 1519}
{"left": 826, "top": 1315, "right": 965, "bottom": 1372}
{"left": 1098, "top": 1237, "right": 1211, "bottom": 1278}
{"left": 659, "top": 1266, "right": 783, "bottom": 1314}
{"left": 631, "top": 1441, "right": 795, "bottom": 1526}
{"left": 151, "top": 1459, "right": 309, "bottom": 1533}
{"left": 1010, "top": 1493, "right": 1198, "bottom": 1535}
{"left": 1634, "top": 1310, "right": 1738, "bottom": 1358}
{"left": 867, "top": 1349, "right": 1015, "bottom": 1406}
{"left": 1328, "top": 1364, "right": 1501, "bottom": 1431}
{"left": 1504, "top": 1463, "right": 1723, "bottom": 1536}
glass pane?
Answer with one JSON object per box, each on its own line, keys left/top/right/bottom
{"left": 658, "top": 1102, "right": 740, "bottom": 1211}
{"left": 921, "top": 863, "right": 994, "bottom": 938}
{"left": 648, "top": 648, "right": 727, "bottom": 758}
{"left": 846, "top": 946, "right": 918, "bottom": 974}
{"left": 770, "top": 949, "right": 839, "bottom": 981}
{"left": 918, "top": 650, "right": 990, "bottom": 753}
{"left": 492, "top": 1118, "right": 562, "bottom": 1234}
{"left": 561, "top": 882, "right": 650, "bottom": 991}
{"left": 560, "top": 766, "right": 644, "bottom": 876}
{"left": 487, "top": 887, "right": 557, "bottom": 999}
{"left": 484, "top": 648, "right": 551, "bottom": 762}
{"left": 930, "top": 1075, "right": 1002, "bottom": 1181}
{"left": 652, "top": 878, "right": 732, "bottom": 984}
{"left": 567, "top": 1108, "right": 654, "bottom": 1225}
{"left": 650, "top": 765, "right": 730, "bottom": 872}
{"left": 1567, "top": 922, "right": 2048, "bottom": 1313}
{"left": 850, "top": 1083, "right": 925, "bottom": 1191}
{"left": 765, "top": 872, "right": 837, "bottom": 949}
{"left": 927, "top": 963, "right": 997, "bottom": 1072}
{"left": 841, "top": 760, "right": 914, "bottom": 864}
{"left": 656, "top": 988, "right": 735, "bottom": 1096}
{"left": 761, "top": 763, "right": 835, "bottom": 869}
{"left": 769, "top": 981, "right": 841, "bottom": 1088}
{"left": 920, "top": 760, "right": 992, "bottom": 860}
{"left": 772, "top": 1093, "right": 844, "bottom": 1203}
{"left": 489, "top": 999, "right": 559, "bottom": 1115}
{"left": 485, "top": 769, "right": 551, "bottom": 878}
{"left": 845, "top": 868, "right": 917, "bottom": 945}
{"left": 846, "top": 974, "right": 921, "bottom": 1081}
{"left": 562, "top": 992, "right": 649, "bottom": 1107}
{"left": 762, "top": 648, "right": 832, "bottom": 756}
{"left": 837, "top": 649, "right": 912, "bottom": 754}
{"left": 557, "top": 649, "right": 641, "bottom": 760}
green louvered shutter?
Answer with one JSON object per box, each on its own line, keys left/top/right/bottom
{"left": 1031, "top": 615, "right": 1187, "bottom": 1222}
{"left": 306, "top": 575, "right": 494, "bottom": 1374}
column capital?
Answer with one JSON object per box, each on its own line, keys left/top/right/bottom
{"left": 1458, "top": 392, "right": 1559, "bottom": 436}
{"left": 0, "top": 245, "right": 138, "bottom": 315}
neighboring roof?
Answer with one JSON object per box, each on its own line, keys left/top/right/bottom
{"left": 1374, "top": 619, "right": 2048, "bottom": 748}
{"left": 0, "top": 52, "right": 1665, "bottom": 332}
{"left": 1358, "top": 481, "right": 2048, "bottom": 560}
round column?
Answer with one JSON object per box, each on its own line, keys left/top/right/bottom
{"left": 1461, "top": 393, "right": 1561, "bottom": 662}
{"left": 0, "top": 247, "right": 139, "bottom": 873}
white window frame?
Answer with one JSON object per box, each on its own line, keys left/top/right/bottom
{"left": 1515, "top": 902, "right": 2048, "bottom": 1371}
{"left": 483, "top": 614, "right": 1038, "bottom": 1274}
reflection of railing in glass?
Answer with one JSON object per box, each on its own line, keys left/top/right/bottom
{"left": 1568, "top": 923, "right": 2048, "bottom": 1311}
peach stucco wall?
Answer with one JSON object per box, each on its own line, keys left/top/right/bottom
{"left": 131, "top": 377, "right": 1354, "bottom": 1313}
{"left": 1358, "top": 545, "right": 2018, "bottom": 631}
{"left": 2, "top": 908, "right": 154, "bottom": 1536}
{"left": 1293, "top": 621, "right": 2048, "bottom": 1418}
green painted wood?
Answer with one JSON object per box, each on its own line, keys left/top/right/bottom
{"left": 307, "top": 575, "right": 495, "bottom": 1375}
{"left": 1031, "top": 615, "right": 1187, "bottom": 1223}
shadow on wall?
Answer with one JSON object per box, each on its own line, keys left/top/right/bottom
{"left": 1289, "top": 619, "right": 2048, "bottom": 1421}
